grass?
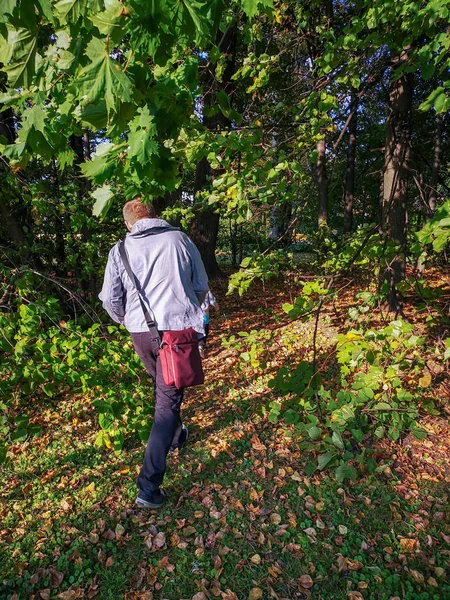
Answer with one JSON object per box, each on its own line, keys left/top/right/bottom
{"left": 2, "top": 403, "right": 449, "bottom": 600}
{"left": 1, "top": 279, "right": 449, "bottom": 600}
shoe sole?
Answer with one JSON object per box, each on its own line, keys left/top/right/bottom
{"left": 135, "top": 497, "right": 165, "bottom": 509}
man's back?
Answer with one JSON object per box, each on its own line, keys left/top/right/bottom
{"left": 99, "top": 218, "right": 209, "bottom": 333}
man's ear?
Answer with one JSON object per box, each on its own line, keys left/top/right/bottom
{"left": 125, "top": 220, "right": 132, "bottom": 232}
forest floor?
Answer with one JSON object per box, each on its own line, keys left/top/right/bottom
{"left": 1, "top": 272, "right": 450, "bottom": 600}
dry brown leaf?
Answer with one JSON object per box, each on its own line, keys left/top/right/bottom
{"left": 409, "top": 570, "right": 424, "bottom": 584}
{"left": 248, "top": 588, "right": 263, "bottom": 600}
{"left": 115, "top": 523, "right": 126, "bottom": 538}
{"left": 105, "top": 557, "right": 114, "bottom": 568}
{"left": 39, "top": 591, "right": 51, "bottom": 600}
{"left": 303, "top": 527, "right": 317, "bottom": 539}
{"left": 270, "top": 513, "right": 282, "bottom": 525}
{"left": 298, "top": 575, "right": 313, "bottom": 589}
{"left": 398, "top": 537, "right": 419, "bottom": 552}
{"left": 152, "top": 532, "right": 166, "bottom": 549}
{"left": 250, "top": 435, "right": 266, "bottom": 453}
{"left": 250, "top": 554, "right": 261, "bottom": 565}
{"left": 157, "top": 556, "right": 175, "bottom": 572}
{"left": 130, "top": 567, "right": 146, "bottom": 588}
{"left": 348, "top": 592, "right": 363, "bottom": 600}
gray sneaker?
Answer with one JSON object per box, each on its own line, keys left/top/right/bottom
{"left": 135, "top": 488, "right": 167, "bottom": 509}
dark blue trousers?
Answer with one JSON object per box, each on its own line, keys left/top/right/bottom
{"left": 130, "top": 332, "right": 184, "bottom": 493}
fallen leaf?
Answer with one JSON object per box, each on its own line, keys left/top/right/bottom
{"left": 338, "top": 525, "right": 348, "bottom": 535}
{"left": 130, "top": 567, "right": 146, "bottom": 588}
{"left": 105, "top": 557, "right": 114, "bottom": 568}
{"left": 248, "top": 588, "right": 263, "bottom": 600}
{"left": 348, "top": 592, "right": 363, "bottom": 600}
{"left": 250, "top": 435, "right": 266, "bottom": 453}
{"left": 250, "top": 554, "right": 261, "bottom": 565}
{"left": 60, "top": 498, "right": 72, "bottom": 511}
{"left": 270, "top": 513, "right": 282, "bottom": 525}
{"left": 115, "top": 523, "right": 125, "bottom": 538}
{"left": 303, "top": 527, "right": 317, "bottom": 539}
{"left": 40, "top": 591, "right": 51, "bottom": 600}
{"left": 49, "top": 569, "right": 64, "bottom": 588}
{"left": 298, "top": 575, "right": 313, "bottom": 589}
{"left": 409, "top": 570, "right": 424, "bottom": 584}
{"left": 157, "top": 556, "right": 175, "bottom": 572}
{"left": 398, "top": 537, "right": 419, "bottom": 552}
{"left": 153, "top": 532, "right": 166, "bottom": 549}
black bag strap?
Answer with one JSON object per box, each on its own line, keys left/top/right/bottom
{"left": 118, "top": 240, "right": 160, "bottom": 341}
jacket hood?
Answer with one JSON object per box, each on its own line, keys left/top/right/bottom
{"left": 128, "top": 218, "right": 179, "bottom": 238}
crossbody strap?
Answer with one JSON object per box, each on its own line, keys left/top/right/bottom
{"left": 118, "top": 240, "right": 161, "bottom": 341}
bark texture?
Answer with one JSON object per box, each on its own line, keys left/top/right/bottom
{"left": 343, "top": 95, "right": 358, "bottom": 233}
{"left": 190, "top": 25, "right": 237, "bottom": 279}
{"left": 317, "top": 137, "right": 328, "bottom": 226}
{"left": 382, "top": 50, "right": 412, "bottom": 310}
{"left": 427, "top": 112, "right": 444, "bottom": 218}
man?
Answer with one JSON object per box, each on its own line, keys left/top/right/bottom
{"left": 99, "top": 198, "right": 209, "bottom": 508}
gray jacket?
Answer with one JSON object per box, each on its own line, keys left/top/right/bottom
{"left": 99, "top": 218, "right": 209, "bottom": 333}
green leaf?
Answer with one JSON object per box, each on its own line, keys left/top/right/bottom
{"left": 92, "top": 184, "right": 114, "bottom": 218}
{"left": 331, "top": 430, "right": 344, "bottom": 449}
{"left": 410, "top": 426, "right": 427, "bottom": 440}
{"left": 0, "top": 0, "right": 15, "bottom": 20}
{"left": 55, "top": 0, "right": 98, "bottom": 21}
{"left": 307, "top": 425, "right": 322, "bottom": 440}
{"left": 90, "top": 0, "right": 124, "bottom": 41}
{"left": 317, "top": 451, "right": 336, "bottom": 470}
{"left": 335, "top": 463, "right": 357, "bottom": 483}
{"left": 78, "top": 37, "right": 133, "bottom": 114}
{"left": 36, "top": 0, "right": 55, "bottom": 22}
{"left": 372, "top": 402, "right": 391, "bottom": 411}
{"left": 241, "top": 0, "right": 273, "bottom": 19}
{"left": 0, "top": 25, "right": 39, "bottom": 88}
{"left": 22, "top": 104, "right": 46, "bottom": 133}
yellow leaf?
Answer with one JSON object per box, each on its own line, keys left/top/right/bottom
{"left": 270, "top": 513, "right": 281, "bottom": 525}
{"left": 248, "top": 588, "right": 263, "bottom": 600}
{"left": 419, "top": 372, "right": 432, "bottom": 388}
{"left": 250, "top": 554, "right": 261, "bottom": 565}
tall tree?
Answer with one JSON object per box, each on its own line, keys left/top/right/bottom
{"left": 317, "top": 137, "right": 328, "bottom": 226}
{"left": 190, "top": 24, "right": 238, "bottom": 278}
{"left": 382, "top": 49, "right": 412, "bottom": 310}
{"left": 343, "top": 94, "right": 358, "bottom": 233}
{"left": 427, "top": 112, "right": 444, "bottom": 218}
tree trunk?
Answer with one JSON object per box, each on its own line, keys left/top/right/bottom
{"left": 382, "top": 49, "right": 412, "bottom": 311}
{"left": 0, "top": 97, "right": 27, "bottom": 247}
{"left": 317, "top": 137, "right": 328, "bottom": 226}
{"left": 153, "top": 189, "right": 180, "bottom": 220}
{"left": 190, "top": 25, "right": 238, "bottom": 279}
{"left": 343, "top": 95, "right": 358, "bottom": 233}
{"left": 191, "top": 157, "right": 220, "bottom": 278}
{"left": 427, "top": 112, "right": 444, "bottom": 218}
{"left": 71, "top": 132, "right": 99, "bottom": 300}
